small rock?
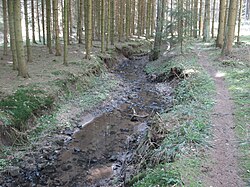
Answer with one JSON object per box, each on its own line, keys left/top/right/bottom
{"left": 64, "top": 129, "right": 74, "bottom": 136}
{"left": 109, "top": 155, "right": 117, "bottom": 162}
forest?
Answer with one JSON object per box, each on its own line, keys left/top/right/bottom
{"left": 0, "top": 0, "right": 249, "bottom": 186}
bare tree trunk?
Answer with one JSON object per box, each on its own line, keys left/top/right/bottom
{"left": 110, "top": 0, "right": 115, "bottom": 45}
{"left": 193, "top": 0, "right": 198, "bottom": 37}
{"left": 24, "top": 0, "right": 32, "bottom": 62}
{"left": 53, "top": 0, "right": 61, "bottom": 56}
{"left": 14, "top": 0, "right": 29, "bottom": 78}
{"left": 216, "top": 0, "right": 226, "bottom": 47}
{"left": 203, "top": 0, "right": 210, "bottom": 41}
{"left": 64, "top": 0, "right": 68, "bottom": 66}
{"left": 3, "top": 0, "right": 8, "bottom": 56}
{"left": 46, "top": 0, "right": 53, "bottom": 54}
{"left": 101, "top": 0, "right": 105, "bottom": 52}
{"left": 68, "top": 0, "right": 72, "bottom": 44}
{"left": 106, "top": 0, "right": 111, "bottom": 50}
{"left": 85, "top": 0, "right": 92, "bottom": 59}
{"left": 199, "top": 0, "right": 203, "bottom": 36}
{"left": 151, "top": 0, "right": 155, "bottom": 37}
{"left": 37, "top": 0, "right": 41, "bottom": 42}
{"left": 222, "top": 0, "right": 238, "bottom": 55}
{"left": 32, "top": 0, "right": 37, "bottom": 43}
{"left": 126, "top": 0, "right": 131, "bottom": 40}
{"left": 146, "top": 0, "right": 152, "bottom": 39}
{"left": 211, "top": 0, "right": 216, "bottom": 38}
{"left": 8, "top": 0, "right": 18, "bottom": 70}
{"left": 237, "top": 0, "right": 243, "bottom": 43}
{"left": 42, "top": 0, "right": 46, "bottom": 45}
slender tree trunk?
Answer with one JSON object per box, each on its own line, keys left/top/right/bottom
{"left": 203, "top": 0, "right": 210, "bottom": 41}
{"left": 110, "top": 0, "right": 115, "bottom": 45}
{"left": 68, "top": 0, "right": 72, "bottom": 44}
{"left": 106, "top": 0, "right": 111, "bottom": 50}
{"left": 126, "top": 0, "right": 131, "bottom": 40}
{"left": 237, "top": 0, "right": 243, "bottom": 43}
{"left": 199, "top": 0, "right": 203, "bottom": 36}
{"left": 24, "top": 0, "right": 32, "bottom": 62}
{"left": 64, "top": 0, "right": 68, "bottom": 66}
{"left": 170, "top": 0, "right": 174, "bottom": 38}
{"left": 146, "top": 0, "right": 152, "bottom": 39}
{"left": 131, "top": 0, "right": 136, "bottom": 35}
{"left": 151, "top": 0, "right": 155, "bottom": 37}
{"left": 31, "top": 0, "right": 37, "bottom": 43}
{"left": 222, "top": 0, "right": 238, "bottom": 55}
{"left": 193, "top": 0, "right": 198, "bottom": 37}
{"left": 78, "top": 0, "right": 83, "bottom": 43}
{"left": 8, "top": 0, "right": 18, "bottom": 70}
{"left": 3, "top": 0, "right": 8, "bottom": 56}
{"left": 137, "top": 0, "right": 142, "bottom": 38}
{"left": 211, "top": 0, "right": 216, "bottom": 38}
{"left": 42, "top": 0, "right": 46, "bottom": 45}
{"left": 85, "top": 0, "right": 92, "bottom": 59}
{"left": 46, "top": 0, "right": 53, "bottom": 53}
{"left": 53, "top": 0, "right": 61, "bottom": 56}
{"left": 216, "top": 0, "right": 226, "bottom": 47}
{"left": 37, "top": 0, "right": 41, "bottom": 42}
{"left": 101, "top": 0, "right": 105, "bottom": 53}
{"left": 95, "top": 0, "right": 101, "bottom": 40}
{"left": 14, "top": 0, "right": 29, "bottom": 78}
{"left": 119, "top": 0, "right": 124, "bottom": 41}
{"left": 190, "top": 0, "right": 194, "bottom": 36}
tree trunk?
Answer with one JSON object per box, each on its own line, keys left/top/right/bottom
{"left": 137, "top": 0, "right": 142, "bottom": 38}
{"left": 106, "top": 0, "right": 111, "bottom": 50}
{"left": 24, "top": 0, "right": 32, "bottom": 62}
{"left": 237, "top": 0, "right": 243, "bottom": 43}
{"left": 53, "top": 0, "right": 61, "bottom": 56}
{"left": 146, "top": 0, "right": 152, "bottom": 39}
{"left": 68, "top": 0, "right": 72, "bottom": 44}
{"left": 211, "top": 0, "right": 216, "bottom": 38}
{"left": 150, "top": 0, "right": 163, "bottom": 61}
{"left": 193, "top": 0, "right": 198, "bottom": 37}
{"left": 7, "top": 0, "right": 18, "bottom": 70}
{"left": 151, "top": 0, "right": 155, "bottom": 37}
{"left": 14, "top": 0, "right": 29, "bottom": 78}
{"left": 85, "top": 0, "right": 92, "bottom": 59}
{"left": 126, "top": 0, "right": 131, "bottom": 40}
{"left": 42, "top": 0, "right": 46, "bottom": 45}
{"left": 203, "top": 0, "right": 210, "bottom": 41}
{"left": 46, "top": 0, "right": 53, "bottom": 53}
{"left": 64, "top": 0, "right": 68, "bottom": 66}
{"left": 199, "top": 0, "right": 203, "bottom": 36}
{"left": 37, "top": 0, "right": 41, "bottom": 42}
{"left": 31, "top": 0, "right": 37, "bottom": 43}
{"left": 101, "top": 0, "right": 105, "bottom": 53}
{"left": 119, "top": 0, "right": 124, "bottom": 41}
{"left": 222, "top": 0, "right": 238, "bottom": 55}
{"left": 110, "top": 0, "right": 115, "bottom": 45}
{"left": 3, "top": 0, "right": 8, "bottom": 56}
{"left": 216, "top": 0, "right": 226, "bottom": 47}
{"left": 131, "top": 0, "right": 136, "bottom": 35}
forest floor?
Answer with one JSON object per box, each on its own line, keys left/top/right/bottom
{"left": 0, "top": 37, "right": 249, "bottom": 186}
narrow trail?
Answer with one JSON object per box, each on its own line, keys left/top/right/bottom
{"left": 195, "top": 45, "right": 245, "bottom": 187}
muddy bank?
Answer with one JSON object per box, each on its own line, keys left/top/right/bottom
{"left": 0, "top": 53, "right": 174, "bottom": 187}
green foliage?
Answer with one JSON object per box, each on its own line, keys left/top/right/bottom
{"left": 133, "top": 164, "right": 182, "bottom": 187}
{"left": 0, "top": 89, "right": 54, "bottom": 130}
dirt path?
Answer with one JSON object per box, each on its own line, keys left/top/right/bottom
{"left": 195, "top": 45, "right": 245, "bottom": 187}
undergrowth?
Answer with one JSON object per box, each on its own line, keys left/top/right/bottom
{"left": 132, "top": 49, "right": 215, "bottom": 186}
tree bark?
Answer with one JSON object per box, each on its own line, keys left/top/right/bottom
{"left": 237, "top": 0, "right": 243, "bottom": 43}
{"left": 211, "top": 0, "right": 216, "bottom": 38}
{"left": 85, "top": 0, "right": 92, "bottom": 59}
{"left": 37, "top": 0, "right": 41, "bottom": 42}
{"left": 193, "top": 0, "right": 198, "bottom": 37}
{"left": 14, "top": 0, "right": 29, "bottom": 78}
{"left": 110, "top": 0, "right": 115, "bottom": 45}
{"left": 31, "top": 0, "right": 37, "bottom": 43}
{"left": 24, "top": 0, "right": 32, "bottom": 62}
{"left": 42, "top": 0, "right": 46, "bottom": 45}
{"left": 46, "top": 0, "right": 53, "bottom": 53}
{"left": 199, "top": 0, "right": 203, "bottom": 36}
{"left": 216, "top": 0, "right": 226, "bottom": 47}
{"left": 146, "top": 0, "right": 152, "bottom": 39}
{"left": 222, "top": 0, "right": 238, "bottom": 55}
{"left": 101, "top": 0, "right": 105, "bottom": 53}
{"left": 53, "top": 0, "right": 61, "bottom": 56}
{"left": 126, "top": 0, "right": 131, "bottom": 40}
{"left": 64, "top": 0, "right": 68, "bottom": 66}
{"left": 203, "top": 0, "right": 210, "bottom": 41}
{"left": 7, "top": 0, "right": 18, "bottom": 70}
{"left": 3, "top": 0, "right": 8, "bottom": 56}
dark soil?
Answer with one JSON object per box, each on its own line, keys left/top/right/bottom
{"left": 0, "top": 55, "right": 174, "bottom": 187}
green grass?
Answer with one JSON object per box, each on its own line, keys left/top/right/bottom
{"left": 132, "top": 51, "right": 215, "bottom": 186}
{"left": 0, "top": 89, "right": 54, "bottom": 131}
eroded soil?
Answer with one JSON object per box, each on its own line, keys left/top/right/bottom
{"left": 0, "top": 55, "right": 173, "bottom": 186}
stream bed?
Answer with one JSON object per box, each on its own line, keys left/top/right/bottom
{"left": 0, "top": 56, "right": 173, "bottom": 187}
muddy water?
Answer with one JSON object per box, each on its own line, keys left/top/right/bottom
{"left": 0, "top": 57, "right": 172, "bottom": 187}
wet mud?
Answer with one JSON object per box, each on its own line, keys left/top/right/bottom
{"left": 0, "top": 56, "right": 173, "bottom": 187}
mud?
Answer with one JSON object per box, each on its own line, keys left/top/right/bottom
{"left": 0, "top": 56, "right": 173, "bottom": 187}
